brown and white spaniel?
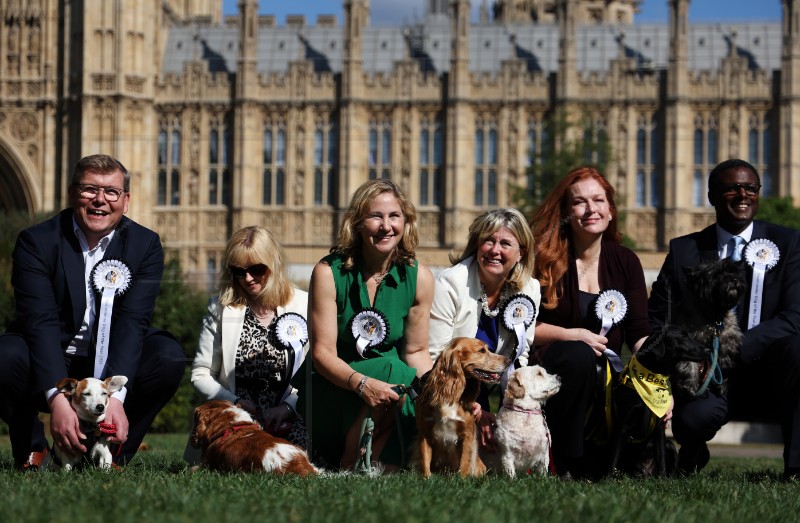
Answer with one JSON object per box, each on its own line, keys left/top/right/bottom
{"left": 415, "top": 337, "right": 510, "bottom": 477}
{"left": 190, "top": 400, "right": 318, "bottom": 475}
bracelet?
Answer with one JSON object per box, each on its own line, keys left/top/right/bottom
{"left": 346, "top": 370, "right": 358, "bottom": 389}
{"left": 282, "top": 403, "right": 293, "bottom": 415}
{"left": 356, "top": 375, "right": 369, "bottom": 398}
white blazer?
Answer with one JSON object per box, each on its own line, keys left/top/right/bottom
{"left": 429, "top": 257, "right": 541, "bottom": 365}
{"left": 190, "top": 288, "right": 309, "bottom": 412}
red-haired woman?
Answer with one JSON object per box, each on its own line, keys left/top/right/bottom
{"left": 530, "top": 166, "right": 651, "bottom": 479}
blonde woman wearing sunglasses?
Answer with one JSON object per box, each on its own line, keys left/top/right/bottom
{"left": 184, "top": 226, "right": 309, "bottom": 464}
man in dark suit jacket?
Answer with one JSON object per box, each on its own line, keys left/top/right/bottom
{"left": 0, "top": 154, "right": 185, "bottom": 469}
{"left": 649, "top": 159, "right": 800, "bottom": 479}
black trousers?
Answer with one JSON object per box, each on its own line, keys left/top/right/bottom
{"left": 0, "top": 331, "right": 186, "bottom": 466}
{"left": 672, "top": 335, "right": 800, "bottom": 472}
{"left": 538, "top": 340, "right": 597, "bottom": 472}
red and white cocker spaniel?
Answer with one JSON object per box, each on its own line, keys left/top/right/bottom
{"left": 190, "top": 399, "right": 318, "bottom": 475}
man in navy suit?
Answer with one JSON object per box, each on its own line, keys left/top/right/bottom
{"left": 0, "top": 154, "right": 185, "bottom": 469}
{"left": 649, "top": 159, "right": 800, "bottom": 479}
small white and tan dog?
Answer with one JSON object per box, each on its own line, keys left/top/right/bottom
{"left": 46, "top": 376, "right": 128, "bottom": 470}
{"left": 488, "top": 365, "right": 560, "bottom": 478}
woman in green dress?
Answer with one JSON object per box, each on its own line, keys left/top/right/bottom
{"left": 304, "top": 179, "right": 434, "bottom": 470}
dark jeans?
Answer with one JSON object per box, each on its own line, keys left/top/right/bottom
{"left": 0, "top": 331, "right": 186, "bottom": 466}
{"left": 672, "top": 335, "right": 800, "bottom": 472}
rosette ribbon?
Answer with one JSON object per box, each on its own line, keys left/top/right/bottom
{"left": 744, "top": 239, "right": 780, "bottom": 330}
{"left": 273, "top": 312, "right": 309, "bottom": 379}
{"left": 594, "top": 289, "right": 628, "bottom": 373}
{"left": 350, "top": 308, "right": 389, "bottom": 358}
{"left": 500, "top": 294, "right": 536, "bottom": 389}
{"left": 90, "top": 259, "right": 132, "bottom": 378}
{"left": 272, "top": 312, "right": 309, "bottom": 403}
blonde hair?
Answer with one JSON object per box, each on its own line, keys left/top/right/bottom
{"left": 450, "top": 208, "right": 535, "bottom": 292}
{"left": 218, "top": 226, "right": 294, "bottom": 308}
{"left": 331, "top": 179, "right": 419, "bottom": 270}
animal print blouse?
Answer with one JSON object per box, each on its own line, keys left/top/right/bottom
{"left": 234, "top": 308, "right": 306, "bottom": 448}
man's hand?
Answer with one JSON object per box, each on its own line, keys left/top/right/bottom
{"left": 48, "top": 393, "right": 86, "bottom": 454}
{"left": 103, "top": 397, "right": 129, "bottom": 444}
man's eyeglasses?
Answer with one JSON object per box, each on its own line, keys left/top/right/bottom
{"left": 721, "top": 183, "right": 761, "bottom": 196}
{"left": 75, "top": 184, "right": 126, "bottom": 202}
{"left": 229, "top": 264, "right": 268, "bottom": 279}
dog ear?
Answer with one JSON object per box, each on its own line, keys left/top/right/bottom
{"left": 56, "top": 378, "right": 78, "bottom": 398}
{"left": 426, "top": 340, "right": 466, "bottom": 403}
{"left": 190, "top": 405, "right": 209, "bottom": 448}
{"left": 506, "top": 371, "right": 524, "bottom": 400}
{"left": 105, "top": 375, "right": 128, "bottom": 394}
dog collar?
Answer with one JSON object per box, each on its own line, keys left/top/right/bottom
{"left": 208, "top": 422, "right": 261, "bottom": 446}
{"left": 501, "top": 403, "right": 543, "bottom": 415}
{"left": 621, "top": 355, "right": 672, "bottom": 419}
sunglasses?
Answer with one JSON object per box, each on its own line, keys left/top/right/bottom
{"left": 229, "top": 264, "right": 268, "bottom": 279}
{"left": 721, "top": 183, "right": 761, "bottom": 196}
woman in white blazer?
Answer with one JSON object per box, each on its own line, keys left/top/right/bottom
{"left": 188, "top": 226, "right": 309, "bottom": 454}
{"left": 429, "top": 209, "right": 541, "bottom": 449}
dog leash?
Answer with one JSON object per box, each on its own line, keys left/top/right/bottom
{"left": 695, "top": 321, "right": 725, "bottom": 397}
{"left": 352, "top": 383, "right": 418, "bottom": 474}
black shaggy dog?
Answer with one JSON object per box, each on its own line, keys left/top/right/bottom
{"left": 607, "top": 325, "right": 709, "bottom": 477}
{"left": 672, "top": 257, "right": 747, "bottom": 399}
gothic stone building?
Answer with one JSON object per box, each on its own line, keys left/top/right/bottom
{"left": 0, "top": 0, "right": 796, "bottom": 287}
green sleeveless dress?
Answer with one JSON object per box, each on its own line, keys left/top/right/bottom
{"left": 299, "top": 253, "right": 420, "bottom": 468}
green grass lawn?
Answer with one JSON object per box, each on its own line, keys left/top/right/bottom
{"left": 0, "top": 434, "right": 796, "bottom": 523}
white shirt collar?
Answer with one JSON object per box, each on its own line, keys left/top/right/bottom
{"left": 72, "top": 215, "right": 115, "bottom": 254}
{"left": 716, "top": 222, "right": 753, "bottom": 246}
{"left": 716, "top": 222, "right": 753, "bottom": 257}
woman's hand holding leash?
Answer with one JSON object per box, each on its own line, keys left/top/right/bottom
{"left": 568, "top": 328, "right": 608, "bottom": 356}
{"left": 358, "top": 377, "right": 400, "bottom": 409}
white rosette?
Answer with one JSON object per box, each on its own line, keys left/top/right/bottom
{"left": 350, "top": 308, "right": 389, "bottom": 358}
{"left": 595, "top": 289, "right": 627, "bottom": 373}
{"left": 90, "top": 259, "right": 132, "bottom": 378}
{"left": 744, "top": 239, "right": 780, "bottom": 329}
{"left": 499, "top": 294, "right": 536, "bottom": 389}
{"left": 273, "top": 312, "right": 308, "bottom": 380}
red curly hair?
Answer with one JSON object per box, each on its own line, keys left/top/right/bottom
{"left": 529, "top": 166, "right": 622, "bottom": 309}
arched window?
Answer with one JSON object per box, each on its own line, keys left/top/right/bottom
{"left": 474, "top": 119, "right": 498, "bottom": 206}
{"left": 263, "top": 121, "right": 287, "bottom": 206}
{"left": 157, "top": 120, "right": 181, "bottom": 206}
{"left": 313, "top": 117, "right": 337, "bottom": 206}
{"left": 419, "top": 118, "right": 444, "bottom": 207}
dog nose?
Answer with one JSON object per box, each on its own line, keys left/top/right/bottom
{"left": 95, "top": 405, "right": 105, "bottom": 413}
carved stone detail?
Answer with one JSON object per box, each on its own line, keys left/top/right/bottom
{"left": 11, "top": 112, "right": 38, "bottom": 142}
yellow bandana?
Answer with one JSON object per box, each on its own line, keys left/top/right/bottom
{"left": 621, "top": 355, "right": 672, "bottom": 419}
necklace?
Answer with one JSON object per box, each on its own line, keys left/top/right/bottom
{"left": 479, "top": 284, "right": 506, "bottom": 318}
{"left": 248, "top": 306, "right": 275, "bottom": 321}
{"left": 368, "top": 267, "right": 390, "bottom": 285}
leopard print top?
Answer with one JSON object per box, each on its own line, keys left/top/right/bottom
{"left": 234, "top": 308, "right": 306, "bottom": 448}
